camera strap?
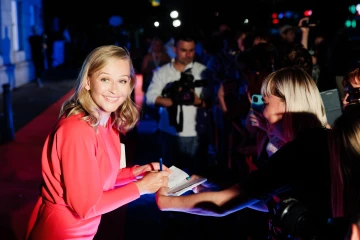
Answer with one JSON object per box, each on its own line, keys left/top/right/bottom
{"left": 168, "top": 104, "right": 184, "bottom": 132}
{"left": 177, "top": 105, "right": 184, "bottom": 132}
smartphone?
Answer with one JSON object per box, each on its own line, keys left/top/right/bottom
{"left": 251, "top": 94, "right": 264, "bottom": 113}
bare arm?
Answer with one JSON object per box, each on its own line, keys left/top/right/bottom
{"left": 156, "top": 184, "right": 262, "bottom": 217}
{"left": 218, "top": 84, "right": 228, "bottom": 113}
{"left": 298, "top": 17, "right": 310, "bottom": 49}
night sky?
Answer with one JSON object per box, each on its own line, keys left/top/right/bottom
{"left": 41, "top": 0, "right": 359, "bottom": 46}
{"left": 43, "top": 0, "right": 355, "bottom": 30}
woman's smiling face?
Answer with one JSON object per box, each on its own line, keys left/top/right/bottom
{"left": 86, "top": 58, "right": 131, "bottom": 119}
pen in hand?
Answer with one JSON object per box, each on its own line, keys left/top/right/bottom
{"left": 159, "top": 158, "right": 163, "bottom": 171}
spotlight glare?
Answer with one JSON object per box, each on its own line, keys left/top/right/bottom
{"left": 170, "top": 11, "right": 179, "bottom": 19}
{"left": 173, "top": 19, "right": 181, "bottom": 27}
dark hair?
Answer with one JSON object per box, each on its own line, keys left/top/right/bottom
{"left": 275, "top": 43, "right": 313, "bottom": 76}
{"left": 342, "top": 67, "right": 360, "bottom": 87}
{"left": 330, "top": 103, "right": 360, "bottom": 218}
{"left": 174, "top": 30, "right": 196, "bottom": 46}
{"left": 242, "top": 42, "right": 277, "bottom": 95}
{"left": 253, "top": 28, "right": 271, "bottom": 42}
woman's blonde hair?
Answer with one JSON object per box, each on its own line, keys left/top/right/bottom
{"left": 261, "top": 67, "right": 327, "bottom": 141}
{"left": 59, "top": 45, "right": 139, "bottom": 134}
{"left": 330, "top": 104, "right": 360, "bottom": 218}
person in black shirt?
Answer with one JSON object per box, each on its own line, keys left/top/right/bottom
{"left": 28, "top": 26, "right": 46, "bottom": 88}
{"left": 156, "top": 67, "right": 331, "bottom": 239}
{"left": 330, "top": 103, "right": 360, "bottom": 218}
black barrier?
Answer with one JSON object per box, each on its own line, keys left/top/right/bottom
{"left": 2, "top": 83, "right": 14, "bottom": 141}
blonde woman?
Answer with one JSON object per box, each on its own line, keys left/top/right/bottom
{"left": 156, "top": 67, "right": 331, "bottom": 239}
{"left": 26, "top": 45, "right": 171, "bottom": 240}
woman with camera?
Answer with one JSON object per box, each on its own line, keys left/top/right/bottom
{"left": 341, "top": 67, "right": 360, "bottom": 108}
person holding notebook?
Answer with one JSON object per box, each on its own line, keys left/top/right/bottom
{"left": 25, "top": 45, "right": 171, "bottom": 240}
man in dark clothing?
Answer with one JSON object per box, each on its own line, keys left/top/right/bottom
{"left": 28, "top": 27, "right": 46, "bottom": 88}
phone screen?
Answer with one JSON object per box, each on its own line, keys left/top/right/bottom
{"left": 251, "top": 94, "right": 264, "bottom": 113}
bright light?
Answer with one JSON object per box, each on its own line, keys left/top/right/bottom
{"left": 272, "top": 13, "right": 277, "bottom": 19}
{"left": 278, "top": 12, "right": 284, "bottom": 19}
{"left": 173, "top": 19, "right": 181, "bottom": 27}
{"left": 154, "top": 21, "right": 160, "bottom": 27}
{"left": 350, "top": 5, "right": 356, "bottom": 14}
{"left": 285, "top": 11, "right": 292, "bottom": 18}
{"left": 151, "top": 0, "right": 160, "bottom": 7}
{"left": 352, "top": 19, "right": 357, "bottom": 28}
{"left": 272, "top": 19, "right": 279, "bottom": 24}
{"left": 356, "top": 4, "right": 360, "bottom": 15}
{"left": 304, "top": 10, "right": 312, "bottom": 17}
{"left": 345, "top": 20, "right": 351, "bottom": 28}
{"left": 357, "top": 4, "right": 360, "bottom": 11}
{"left": 244, "top": 19, "right": 249, "bottom": 24}
{"left": 170, "top": 11, "right": 179, "bottom": 19}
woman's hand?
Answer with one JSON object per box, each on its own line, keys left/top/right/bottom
{"left": 342, "top": 93, "right": 350, "bottom": 109}
{"left": 133, "top": 162, "right": 170, "bottom": 178}
{"left": 187, "top": 174, "right": 215, "bottom": 193}
{"left": 298, "top": 17, "right": 310, "bottom": 33}
{"left": 135, "top": 170, "right": 171, "bottom": 195}
{"left": 249, "top": 109, "right": 267, "bottom": 132}
{"left": 156, "top": 186, "right": 170, "bottom": 197}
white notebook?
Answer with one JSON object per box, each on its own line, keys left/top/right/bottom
{"left": 167, "top": 166, "right": 207, "bottom": 196}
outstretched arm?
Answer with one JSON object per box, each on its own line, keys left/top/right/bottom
{"left": 156, "top": 184, "right": 262, "bottom": 217}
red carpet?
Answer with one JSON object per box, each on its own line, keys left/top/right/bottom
{"left": 0, "top": 89, "right": 74, "bottom": 239}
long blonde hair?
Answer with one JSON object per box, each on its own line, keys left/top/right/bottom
{"left": 261, "top": 67, "right": 327, "bottom": 141}
{"left": 330, "top": 104, "right": 360, "bottom": 218}
{"left": 60, "top": 45, "right": 139, "bottom": 134}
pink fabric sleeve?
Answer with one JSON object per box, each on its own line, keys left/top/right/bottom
{"left": 56, "top": 121, "right": 140, "bottom": 219}
{"left": 115, "top": 165, "right": 139, "bottom": 186}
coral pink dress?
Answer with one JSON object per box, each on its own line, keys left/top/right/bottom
{"left": 26, "top": 114, "right": 140, "bottom": 239}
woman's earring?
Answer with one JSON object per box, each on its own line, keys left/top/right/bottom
{"left": 85, "top": 85, "right": 90, "bottom": 91}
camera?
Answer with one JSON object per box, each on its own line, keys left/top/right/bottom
{"left": 161, "top": 69, "right": 207, "bottom": 132}
{"left": 270, "top": 198, "right": 316, "bottom": 239}
{"left": 344, "top": 84, "right": 360, "bottom": 105}
{"left": 301, "top": 20, "right": 317, "bottom": 28}
{"left": 161, "top": 69, "right": 207, "bottom": 105}
{"left": 269, "top": 197, "right": 350, "bottom": 240}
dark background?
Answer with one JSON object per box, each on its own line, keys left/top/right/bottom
{"left": 40, "top": 0, "right": 360, "bottom": 73}
{"left": 43, "top": 0, "right": 356, "bottom": 35}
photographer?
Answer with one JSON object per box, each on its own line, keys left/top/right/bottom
{"left": 145, "top": 31, "right": 212, "bottom": 175}
{"left": 341, "top": 67, "right": 360, "bottom": 109}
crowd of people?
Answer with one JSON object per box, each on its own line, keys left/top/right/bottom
{"left": 24, "top": 18, "right": 360, "bottom": 240}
